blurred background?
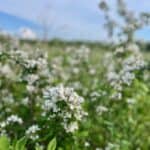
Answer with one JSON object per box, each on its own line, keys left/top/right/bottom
{"left": 0, "top": 0, "right": 150, "bottom": 42}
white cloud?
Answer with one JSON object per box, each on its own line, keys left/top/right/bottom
{"left": 19, "top": 27, "right": 37, "bottom": 40}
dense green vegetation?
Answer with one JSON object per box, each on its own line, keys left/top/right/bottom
{"left": 0, "top": 0, "right": 150, "bottom": 149}
{"left": 0, "top": 37, "right": 149, "bottom": 149}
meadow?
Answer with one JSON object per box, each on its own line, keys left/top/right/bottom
{"left": 0, "top": 0, "right": 150, "bottom": 149}
{"left": 0, "top": 37, "right": 150, "bottom": 150}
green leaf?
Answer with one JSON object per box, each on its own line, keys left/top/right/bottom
{"left": 35, "top": 146, "right": 43, "bottom": 150}
{"left": 0, "top": 136, "right": 10, "bottom": 150}
{"left": 47, "top": 138, "right": 57, "bottom": 150}
{"left": 15, "top": 137, "right": 27, "bottom": 150}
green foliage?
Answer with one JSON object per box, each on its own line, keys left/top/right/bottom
{"left": 47, "top": 138, "right": 57, "bottom": 150}
{"left": 0, "top": 136, "right": 57, "bottom": 150}
{"left": 14, "top": 137, "right": 27, "bottom": 150}
{"left": 0, "top": 136, "right": 10, "bottom": 150}
{"left": 0, "top": 40, "right": 150, "bottom": 149}
{"left": 0, "top": 2, "right": 150, "bottom": 148}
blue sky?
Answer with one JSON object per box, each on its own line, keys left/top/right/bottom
{"left": 0, "top": 0, "right": 150, "bottom": 41}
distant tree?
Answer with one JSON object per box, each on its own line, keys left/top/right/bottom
{"left": 99, "top": 0, "right": 150, "bottom": 44}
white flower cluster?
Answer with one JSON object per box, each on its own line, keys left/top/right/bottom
{"left": 66, "top": 45, "right": 90, "bottom": 65}
{"left": 49, "top": 45, "right": 91, "bottom": 84}
{"left": 66, "top": 46, "right": 90, "bottom": 75}
{"left": 122, "top": 55, "right": 145, "bottom": 72}
{"left": 63, "top": 121, "right": 79, "bottom": 133}
{"left": 42, "top": 85, "right": 87, "bottom": 133}
{"left": 26, "top": 125, "right": 40, "bottom": 140}
{"left": 105, "top": 142, "right": 119, "bottom": 150}
{"left": 107, "top": 44, "right": 146, "bottom": 100}
{"left": 90, "top": 90, "right": 107, "bottom": 101}
{"left": 110, "top": 55, "right": 145, "bottom": 86}
{"left": 126, "top": 43, "right": 140, "bottom": 53}
{"left": 0, "top": 44, "right": 87, "bottom": 141}
{"left": 6, "top": 115, "right": 23, "bottom": 124}
{"left": 96, "top": 106, "right": 108, "bottom": 115}
{"left": 0, "top": 115, "right": 23, "bottom": 135}
{"left": 0, "top": 64, "right": 14, "bottom": 78}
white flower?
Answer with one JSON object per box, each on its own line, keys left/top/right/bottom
{"left": 84, "top": 142, "right": 90, "bottom": 147}
{"left": 64, "top": 121, "right": 78, "bottom": 133}
{"left": 90, "top": 91, "right": 101, "bottom": 97}
{"left": 0, "top": 122, "right": 7, "bottom": 128}
{"left": 107, "top": 71, "right": 119, "bottom": 82}
{"left": 89, "top": 68, "right": 96, "bottom": 75}
{"left": 111, "top": 92, "right": 122, "bottom": 100}
{"left": 22, "top": 97, "right": 29, "bottom": 105}
{"left": 42, "top": 85, "right": 86, "bottom": 132}
{"left": 26, "top": 125, "right": 40, "bottom": 140}
{"left": 126, "top": 98, "right": 136, "bottom": 104}
{"left": 25, "top": 74, "right": 39, "bottom": 84}
{"left": 26, "top": 85, "right": 36, "bottom": 93}
{"left": 6, "top": 115, "right": 23, "bottom": 125}
{"left": 0, "top": 64, "right": 14, "bottom": 78}
{"left": 96, "top": 106, "right": 108, "bottom": 115}
{"left": 96, "top": 148, "right": 102, "bottom": 150}
{"left": 115, "top": 47, "right": 125, "bottom": 54}
{"left": 24, "top": 59, "right": 38, "bottom": 69}
{"left": 123, "top": 55, "right": 145, "bottom": 71}
{"left": 120, "top": 71, "right": 135, "bottom": 85}
{"left": 72, "top": 67, "right": 79, "bottom": 74}
{"left": 127, "top": 43, "right": 139, "bottom": 53}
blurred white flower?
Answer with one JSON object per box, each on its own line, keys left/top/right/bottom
{"left": 26, "top": 125, "right": 40, "bottom": 140}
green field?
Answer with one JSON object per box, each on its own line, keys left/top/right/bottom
{"left": 0, "top": 37, "right": 150, "bottom": 150}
